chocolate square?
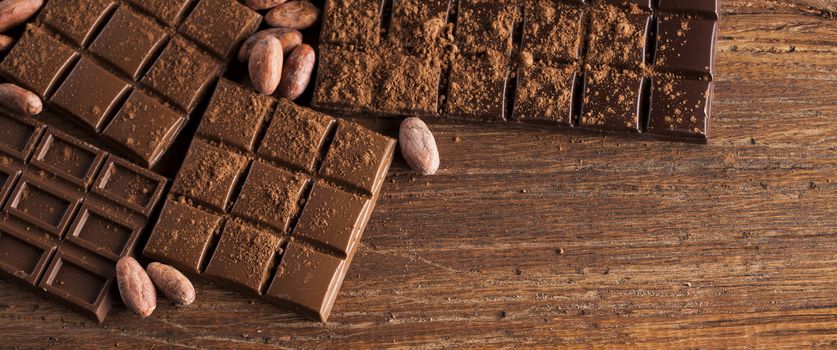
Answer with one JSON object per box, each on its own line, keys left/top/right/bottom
{"left": 125, "top": 0, "right": 191, "bottom": 26}
{"left": 293, "top": 182, "right": 371, "bottom": 257}
{"left": 513, "top": 64, "right": 576, "bottom": 126}
{"left": 171, "top": 140, "right": 249, "bottom": 212}
{"left": 144, "top": 199, "right": 223, "bottom": 274}
{"left": 102, "top": 90, "right": 186, "bottom": 167}
{"left": 521, "top": 2, "right": 582, "bottom": 63}
{"left": 0, "top": 225, "right": 55, "bottom": 286}
{"left": 50, "top": 58, "right": 131, "bottom": 132}
{"left": 265, "top": 242, "right": 346, "bottom": 322}
{"left": 30, "top": 130, "right": 106, "bottom": 189}
{"left": 320, "top": 121, "right": 396, "bottom": 195}
{"left": 456, "top": 0, "right": 516, "bottom": 55}
{"left": 39, "top": 0, "right": 116, "bottom": 47}
{"left": 655, "top": 17, "right": 718, "bottom": 75}
{"left": 231, "top": 162, "right": 309, "bottom": 233}
{"left": 204, "top": 221, "right": 280, "bottom": 294}
{"left": 65, "top": 202, "right": 141, "bottom": 262}
{"left": 445, "top": 54, "right": 508, "bottom": 122}
{"left": 38, "top": 247, "right": 114, "bottom": 322}
{"left": 5, "top": 174, "right": 82, "bottom": 237}
{"left": 257, "top": 100, "right": 335, "bottom": 173}
{"left": 377, "top": 54, "right": 441, "bottom": 117}
{"left": 180, "top": 0, "right": 262, "bottom": 59}
{"left": 142, "top": 38, "right": 221, "bottom": 112}
{"left": 588, "top": 11, "right": 651, "bottom": 69}
{"left": 0, "top": 114, "right": 44, "bottom": 161}
{"left": 647, "top": 77, "right": 712, "bottom": 141}
{"left": 389, "top": 0, "right": 450, "bottom": 51}
{"left": 88, "top": 7, "right": 168, "bottom": 79}
{"left": 579, "top": 68, "right": 643, "bottom": 133}
{"left": 0, "top": 26, "right": 78, "bottom": 97}
{"left": 91, "top": 155, "right": 167, "bottom": 216}
{"left": 321, "top": 0, "right": 384, "bottom": 47}
{"left": 312, "top": 47, "right": 378, "bottom": 112}
{"left": 197, "top": 79, "right": 274, "bottom": 152}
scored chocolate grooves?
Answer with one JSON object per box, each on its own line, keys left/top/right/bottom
{"left": 504, "top": 4, "right": 525, "bottom": 122}
{"left": 436, "top": 0, "right": 459, "bottom": 117}
{"left": 572, "top": 5, "right": 594, "bottom": 128}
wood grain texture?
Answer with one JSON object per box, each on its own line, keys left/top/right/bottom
{"left": 0, "top": 1, "right": 835, "bottom": 348}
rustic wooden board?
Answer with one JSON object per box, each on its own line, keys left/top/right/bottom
{"left": 0, "top": 1, "right": 835, "bottom": 348}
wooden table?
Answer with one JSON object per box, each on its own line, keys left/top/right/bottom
{"left": 1, "top": 1, "right": 835, "bottom": 348}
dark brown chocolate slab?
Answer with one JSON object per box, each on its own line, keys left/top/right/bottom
{"left": 0, "top": 0, "right": 261, "bottom": 167}
{"left": 0, "top": 113, "right": 166, "bottom": 322}
{"left": 313, "top": 0, "right": 719, "bottom": 144}
{"left": 145, "top": 80, "right": 395, "bottom": 322}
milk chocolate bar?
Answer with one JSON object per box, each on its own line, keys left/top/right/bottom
{"left": 312, "top": 0, "right": 718, "bottom": 143}
{"left": 144, "top": 79, "right": 395, "bottom": 322}
{"left": 0, "top": 113, "right": 167, "bottom": 322}
{"left": 0, "top": 0, "right": 261, "bottom": 167}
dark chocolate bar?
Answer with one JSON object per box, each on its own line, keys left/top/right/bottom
{"left": 313, "top": 0, "right": 718, "bottom": 143}
{"left": 0, "top": 113, "right": 167, "bottom": 322}
{"left": 144, "top": 79, "right": 395, "bottom": 322}
{"left": 0, "top": 0, "right": 261, "bottom": 167}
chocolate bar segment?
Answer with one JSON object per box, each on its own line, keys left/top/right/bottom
{"left": 0, "top": 26, "right": 78, "bottom": 97}
{"left": 655, "top": 17, "right": 718, "bottom": 76}
{"left": 230, "top": 162, "right": 310, "bottom": 233}
{"left": 197, "top": 79, "right": 274, "bottom": 152}
{"left": 0, "top": 225, "right": 54, "bottom": 285}
{"left": 171, "top": 139, "right": 249, "bottom": 212}
{"left": 521, "top": 2, "right": 582, "bottom": 63}
{"left": 388, "top": 0, "right": 451, "bottom": 51}
{"left": 29, "top": 129, "right": 106, "bottom": 188}
{"left": 312, "top": 47, "right": 378, "bottom": 113}
{"left": 102, "top": 90, "right": 186, "bottom": 166}
{"left": 321, "top": 0, "right": 384, "bottom": 47}
{"left": 378, "top": 54, "right": 441, "bottom": 117}
{"left": 579, "top": 68, "right": 643, "bottom": 133}
{"left": 143, "top": 199, "right": 222, "bottom": 274}
{"left": 647, "top": 76, "right": 712, "bottom": 141}
{"left": 293, "top": 182, "right": 372, "bottom": 257}
{"left": 320, "top": 122, "right": 397, "bottom": 195}
{"left": 179, "top": 0, "right": 262, "bottom": 59}
{"left": 588, "top": 11, "right": 651, "bottom": 69}
{"left": 39, "top": 0, "right": 116, "bottom": 47}
{"left": 142, "top": 38, "right": 221, "bottom": 112}
{"left": 265, "top": 242, "right": 346, "bottom": 322}
{"left": 0, "top": 116, "right": 166, "bottom": 322}
{"left": 513, "top": 64, "right": 576, "bottom": 127}
{"left": 258, "top": 100, "right": 335, "bottom": 173}
{"left": 456, "top": 0, "right": 516, "bottom": 55}
{"left": 145, "top": 80, "right": 395, "bottom": 321}
{"left": 125, "top": 0, "right": 192, "bottom": 26}
{"left": 204, "top": 221, "right": 281, "bottom": 294}
{"left": 50, "top": 58, "right": 132, "bottom": 132}
{"left": 445, "top": 54, "right": 508, "bottom": 122}
{"left": 38, "top": 246, "right": 115, "bottom": 322}
{"left": 89, "top": 7, "right": 168, "bottom": 79}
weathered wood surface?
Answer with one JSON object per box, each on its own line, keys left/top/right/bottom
{"left": 0, "top": 0, "right": 835, "bottom": 348}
